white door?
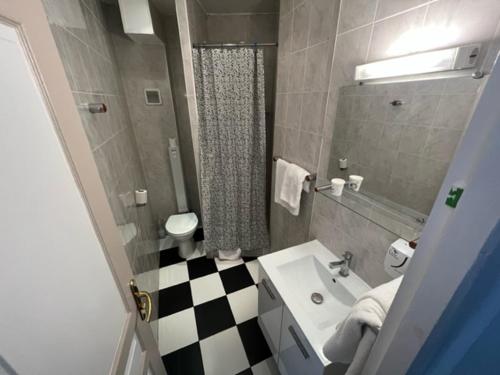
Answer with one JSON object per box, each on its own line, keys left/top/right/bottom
{"left": 0, "top": 2, "right": 166, "bottom": 374}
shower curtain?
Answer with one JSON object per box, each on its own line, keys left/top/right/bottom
{"left": 193, "top": 47, "right": 269, "bottom": 258}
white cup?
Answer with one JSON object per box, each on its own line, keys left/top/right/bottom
{"left": 331, "top": 178, "right": 346, "bottom": 196}
{"left": 349, "top": 175, "right": 364, "bottom": 192}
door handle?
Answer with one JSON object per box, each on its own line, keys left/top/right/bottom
{"left": 288, "top": 325, "right": 309, "bottom": 359}
{"left": 261, "top": 279, "right": 276, "bottom": 300}
{"left": 129, "top": 279, "right": 152, "bottom": 322}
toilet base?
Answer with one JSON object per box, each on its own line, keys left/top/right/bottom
{"left": 178, "top": 238, "right": 195, "bottom": 259}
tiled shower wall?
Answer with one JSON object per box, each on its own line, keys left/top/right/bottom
{"left": 272, "top": 0, "right": 500, "bottom": 286}
{"left": 42, "top": 1, "right": 159, "bottom": 299}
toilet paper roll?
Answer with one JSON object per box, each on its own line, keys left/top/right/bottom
{"left": 135, "top": 189, "right": 147, "bottom": 205}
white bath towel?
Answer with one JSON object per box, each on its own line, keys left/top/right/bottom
{"left": 278, "top": 162, "right": 310, "bottom": 216}
{"left": 323, "top": 276, "right": 403, "bottom": 375}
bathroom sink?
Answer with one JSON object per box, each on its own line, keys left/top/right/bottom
{"left": 277, "top": 255, "right": 356, "bottom": 330}
{"left": 258, "top": 240, "right": 370, "bottom": 366}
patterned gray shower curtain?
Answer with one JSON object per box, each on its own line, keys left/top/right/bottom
{"left": 192, "top": 47, "right": 269, "bottom": 258}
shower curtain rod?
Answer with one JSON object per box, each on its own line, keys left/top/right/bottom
{"left": 193, "top": 42, "right": 278, "bottom": 48}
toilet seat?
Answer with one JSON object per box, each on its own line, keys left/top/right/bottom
{"left": 165, "top": 212, "right": 198, "bottom": 236}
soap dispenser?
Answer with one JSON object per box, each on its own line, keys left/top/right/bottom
{"left": 384, "top": 239, "right": 415, "bottom": 277}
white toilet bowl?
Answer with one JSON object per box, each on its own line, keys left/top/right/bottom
{"left": 165, "top": 212, "right": 198, "bottom": 258}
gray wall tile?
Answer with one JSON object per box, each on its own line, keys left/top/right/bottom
{"left": 301, "top": 92, "right": 327, "bottom": 134}
{"left": 286, "top": 93, "right": 303, "bottom": 129}
{"left": 330, "top": 25, "right": 372, "bottom": 88}
{"left": 308, "top": 0, "right": 339, "bottom": 45}
{"left": 291, "top": 1, "right": 310, "bottom": 51}
{"left": 304, "top": 41, "right": 332, "bottom": 91}
{"left": 367, "top": 7, "right": 427, "bottom": 61}
{"left": 288, "top": 49, "right": 307, "bottom": 91}
{"left": 338, "top": 0, "right": 377, "bottom": 33}
{"left": 375, "top": 0, "right": 428, "bottom": 20}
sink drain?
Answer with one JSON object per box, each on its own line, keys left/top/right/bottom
{"left": 311, "top": 292, "right": 324, "bottom": 305}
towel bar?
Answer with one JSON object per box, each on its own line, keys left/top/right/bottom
{"left": 272, "top": 156, "right": 317, "bottom": 181}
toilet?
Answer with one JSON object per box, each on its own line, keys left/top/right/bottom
{"left": 165, "top": 212, "right": 198, "bottom": 258}
{"left": 165, "top": 138, "right": 199, "bottom": 259}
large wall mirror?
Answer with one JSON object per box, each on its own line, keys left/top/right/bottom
{"left": 323, "top": 75, "right": 485, "bottom": 238}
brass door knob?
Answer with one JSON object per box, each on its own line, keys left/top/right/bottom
{"left": 129, "top": 279, "right": 152, "bottom": 322}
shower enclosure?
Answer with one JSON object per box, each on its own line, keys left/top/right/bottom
{"left": 193, "top": 45, "right": 273, "bottom": 258}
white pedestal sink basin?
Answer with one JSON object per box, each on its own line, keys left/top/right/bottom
{"left": 258, "top": 240, "right": 370, "bottom": 374}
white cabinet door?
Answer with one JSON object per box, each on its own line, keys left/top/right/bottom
{"left": 258, "top": 267, "right": 284, "bottom": 364}
{"left": 279, "top": 306, "right": 323, "bottom": 375}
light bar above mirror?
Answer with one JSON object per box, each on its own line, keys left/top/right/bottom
{"left": 355, "top": 44, "right": 482, "bottom": 82}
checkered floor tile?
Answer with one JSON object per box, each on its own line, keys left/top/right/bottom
{"left": 156, "top": 245, "right": 278, "bottom": 375}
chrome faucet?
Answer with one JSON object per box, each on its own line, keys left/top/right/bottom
{"left": 329, "top": 251, "right": 353, "bottom": 277}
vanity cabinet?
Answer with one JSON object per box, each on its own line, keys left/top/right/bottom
{"left": 258, "top": 266, "right": 325, "bottom": 374}
{"left": 258, "top": 268, "right": 283, "bottom": 364}
{"left": 278, "top": 305, "right": 324, "bottom": 375}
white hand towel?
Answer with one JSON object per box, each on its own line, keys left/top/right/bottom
{"left": 274, "top": 158, "right": 290, "bottom": 205}
{"left": 323, "top": 276, "right": 403, "bottom": 375}
{"left": 279, "top": 162, "right": 310, "bottom": 216}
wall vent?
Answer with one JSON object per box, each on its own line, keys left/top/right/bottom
{"left": 144, "top": 89, "right": 162, "bottom": 105}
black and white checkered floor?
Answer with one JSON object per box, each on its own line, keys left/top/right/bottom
{"left": 156, "top": 244, "right": 279, "bottom": 375}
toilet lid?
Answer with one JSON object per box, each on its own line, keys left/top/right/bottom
{"left": 165, "top": 212, "right": 198, "bottom": 236}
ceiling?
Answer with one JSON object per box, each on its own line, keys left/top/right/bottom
{"left": 197, "top": 0, "right": 279, "bottom": 14}
{"left": 150, "top": 0, "right": 176, "bottom": 15}
{"left": 105, "top": 0, "right": 278, "bottom": 17}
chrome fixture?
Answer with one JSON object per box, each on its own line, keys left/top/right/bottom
{"left": 272, "top": 156, "right": 317, "bottom": 181}
{"left": 329, "top": 251, "right": 353, "bottom": 277}
{"left": 314, "top": 184, "right": 331, "bottom": 192}
{"left": 314, "top": 181, "right": 358, "bottom": 192}
{"left": 472, "top": 70, "right": 485, "bottom": 79}
{"left": 78, "top": 102, "right": 107, "bottom": 114}
{"left": 193, "top": 42, "right": 278, "bottom": 48}
{"left": 311, "top": 292, "right": 324, "bottom": 305}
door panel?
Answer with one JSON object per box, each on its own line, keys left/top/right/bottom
{"left": 125, "top": 334, "right": 145, "bottom": 375}
{"left": 258, "top": 268, "right": 284, "bottom": 364}
{"left": 0, "top": 20, "right": 127, "bottom": 374}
